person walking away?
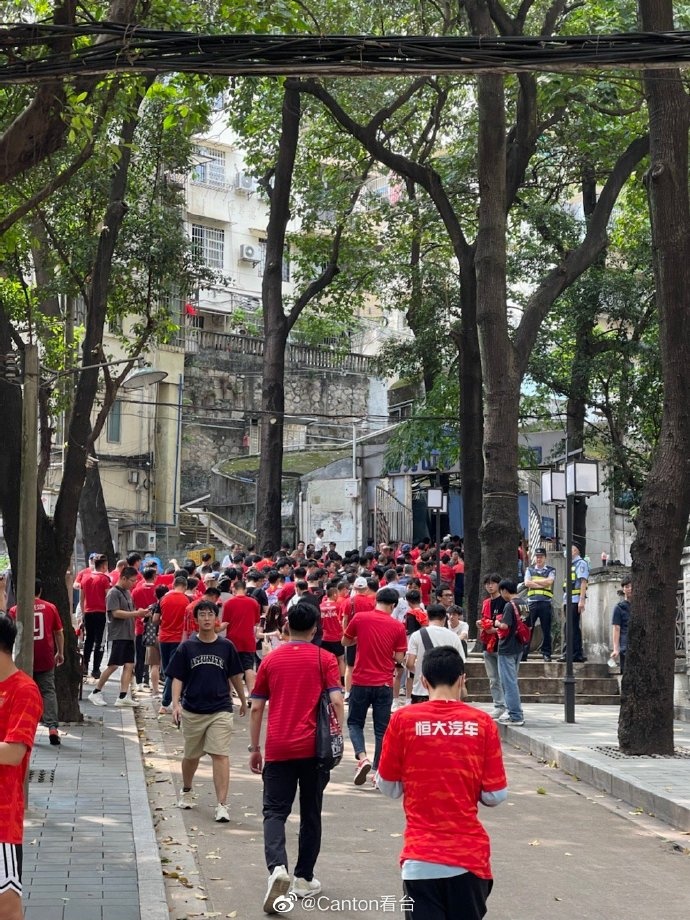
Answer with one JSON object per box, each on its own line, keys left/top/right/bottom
{"left": 523, "top": 547, "right": 555, "bottom": 661}
{"left": 0, "top": 613, "right": 43, "bottom": 920}
{"left": 377, "top": 646, "right": 507, "bottom": 920}
{"left": 341, "top": 576, "right": 376, "bottom": 699}
{"left": 559, "top": 544, "right": 589, "bottom": 662}
{"left": 157, "top": 574, "right": 190, "bottom": 714}
{"left": 406, "top": 604, "right": 464, "bottom": 704}
{"left": 319, "top": 583, "right": 345, "bottom": 681}
{"left": 475, "top": 574, "right": 506, "bottom": 720}
{"left": 611, "top": 575, "right": 632, "bottom": 673}
{"left": 342, "top": 587, "right": 407, "bottom": 786}
{"left": 88, "top": 567, "right": 147, "bottom": 707}
{"left": 79, "top": 554, "right": 111, "bottom": 679}
{"left": 132, "top": 566, "right": 157, "bottom": 689}
{"left": 249, "top": 603, "right": 343, "bottom": 913}
{"left": 8, "top": 580, "right": 64, "bottom": 746}
{"left": 495, "top": 579, "right": 526, "bottom": 726}
{"left": 222, "top": 580, "right": 261, "bottom": 697}
{"left": 167, "top": 601, "right": 247, "bottom": 823}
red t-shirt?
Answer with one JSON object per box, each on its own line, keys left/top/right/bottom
{"left": 74, "top": 566, "right": 92, "bottom": 587}
{"left": 417, "top": 575, "right": 433, "bottom": 606}
{"left": 132, "top": 583, "right": 157, "bottom": 636}
{"left": 158, "top": 591, "right": 189, "bottom": 643}
{"left": 252, "top": 641, "right": 341, "bottom": 761}
{"left": 8, "top": 600, "right": 63, "bottom": 672}
{"left": 440, "top": 562, "right": 454, "bottom": 585}
{"left": 377, "top": 700, "right": 507, "bottom": 879}
{"left": 320, "top": 597, "right": 343, "bottom": 643}
{"left": 343, "top": 609, "right": 407, "bottom": 687}
{"left": 81, "top": 571, "right": 112, "bottom": 613}
{"left": 155, "top": 572, "right": 175, "bottom": 588}
{"left": 222, "top": 595, "right": 261, "bottom": 653}
{"left": 0, "top": 670, "right": 43, "bottom": 844}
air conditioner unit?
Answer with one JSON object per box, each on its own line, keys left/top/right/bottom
{"left": 127, "top": 470, "right": 140, "bottom": 485}
{"left": 132, "top": 529, "right": 156, "bottom": 552}
{"left": 239, "top": 244, "right": 259, "bottom": 263}
{"left": 235, "top": 171, "right": 258, "bottom": 194}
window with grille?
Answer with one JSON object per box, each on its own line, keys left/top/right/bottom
{"left": 258, "top": 238, "right": 290, "bottom": 282}
{"left": 284, "top": 424, "right": 306, "bottom": 451}
{"left": 192, "top": 146, "right": 227, "bottom": 187}
{"left": 106, "top": 400, "right": 122, "bottom": 444}
{"left": 191, "top": 224, "right": 225, "bottom": 271}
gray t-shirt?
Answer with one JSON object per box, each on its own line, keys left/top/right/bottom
{"left": 106, "top": 585, "right": 135, "bottom": 641}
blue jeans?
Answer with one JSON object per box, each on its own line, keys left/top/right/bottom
{"left": 347, "top": 685, "right": 393, "bottom": 769}
{"left": 482, "top": 652, "right": 505, "bottom": 710}
{"left": 497, "top": 653, "right": 523, "bottom": 721}
{"left": 159, "top": 641, "right": 179, "bottom": 707}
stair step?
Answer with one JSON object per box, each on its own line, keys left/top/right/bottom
{"left": 466, "top": 694, "right": 621, "bottom": 705}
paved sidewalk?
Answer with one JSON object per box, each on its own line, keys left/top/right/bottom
{"left": 23, "top": 698, "right": 167, "bottom": 920}
{"left": 495, "top": 703, "right": 690, "bottom": 831}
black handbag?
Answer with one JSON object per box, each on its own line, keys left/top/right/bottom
{"left": 315, "top": 650, "right": 344, "bottom": 771}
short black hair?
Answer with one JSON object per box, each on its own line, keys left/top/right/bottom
{"left": 376, "top": 587, "right": 400, "bottom": 607}
{"left": 142, "top": 566, "right": 157, "bottom": 581}
{"left": 427, "top": 604, "right": 447, "bottom": 622}
{"left": 406, "top": 588, "right": 421, "bottom": 604}
{"left": 422, "top": 645, "right": 465, "bottom": 687}
{"left": 499, "top": 578, "right": 518, "bottom": 594}
{"left": 154, "top": 584, "right": 169, "bottom": 600}
{"left": 121, "top": 566, "right": 139, "bottom": 580}
{"left": 193, "top": 600, "right": 218, "bottom": 619}
{"left": 126, "top": 552, "right": 142, "bottom": 565}
{"left": 483, "top": 573, "right": 502, "bottom": 586}
{"left": 288, "top": 602, "right": 318, "bottom": 633}
{"left": 35, "top": 578, "right": 42, "bottom": 596}
{"left": 0, "top": 612, "right": 17, "bottom": 654}
{"left": 621, "top": 575, "right": 632, "bottom": 587}
{"left": 203, "top": 587, "right": 221, "bottom": 598}
{"left": 174, "top": 574, "right": 189, "bottom": 588}
{"left": 183, "top": 559, "right": 196, "bottom": 574}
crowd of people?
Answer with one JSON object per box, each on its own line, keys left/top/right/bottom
{"left": 0, "top": 531, "right": 632, "bottom": 920}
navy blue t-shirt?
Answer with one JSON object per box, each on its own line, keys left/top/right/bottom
{"left": 166, "top": 635, "right": 243, "bottom": 714}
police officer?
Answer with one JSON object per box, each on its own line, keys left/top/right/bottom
{"left": 559, "top": 543, "right": 589, "bottom": 662}
{"left": 523, "top": 547, "right": 555, "bottom": 661}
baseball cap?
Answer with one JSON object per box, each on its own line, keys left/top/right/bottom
{"left": 353, "top": 576, "right": 367, "bottom": 589}
{"left": 203, "top": 572, "right": 218, "bottom": 582}
{"left": 89, "top": 552, "right": 98, "bottom": 560}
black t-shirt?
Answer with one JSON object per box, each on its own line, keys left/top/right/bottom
{"left": 477, "top": 595, "right": 504, "bottom": 653}
{"left": 498, "top": 599, "right": 526, "bottom": 656}
{"left": 166, "top": 635, "right": 243, "bottom": 714}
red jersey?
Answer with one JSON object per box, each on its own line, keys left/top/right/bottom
{"left": 132, "top": 583, "right": 157, "bottom": 637}
{"left": 0, "top": 670, "right": 43, "bottom": 844}
{"left": 8, "top": 600, "right": 63, "bottom": 672}
{"left": 74, "top": 566, "right": 92, "bottom": 588}
{"left": 252, "top": 641, "right": 341, "bottom": 761}
{"left": 158, "top": 591, "right": 189, "bottom": 643}
{"left": 440, "top": 562, "right": 454, "bottom": 585}
{"left": 417, "top": 575, "right": 433, "bottom": 606}
{"left": 343, "top": 608, "right": 407, "bottom": 687}
{"left": 221, "top": 595, "right": 261, "bottom": 653}
{"left": 182, "top": 597, "right": 221, "bottom": 636}
{"left": 377, "top": 699, "right": 507, "bottom": 879}
{"left": 155, "top": 572, "right": 175, "bottom": 588}
{"left": 81, "top": 571, "right": 112, "bottom": 613}
{"left": 320, "top": 597, "right": 343, "bottom": 643}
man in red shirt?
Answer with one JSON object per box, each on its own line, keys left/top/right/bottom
{"left": 132, "top": 566, "right": 158, "bottom": 689}
{"left": 342, "top": 587, "right": 407, "bottom": 786}
{"left": 81, "top": 554, "right": 111, "bottom": 679}
{"left": 9, "top": 580, "right": 64, "bottom": 747}
{"left": 341, "top": 577, "right": 376, "bottom": 698}
{"left": 222, "top": 580, "right": 261, "bottom": 695}
{"left": 319, "top": 583, "right": 344, "bottom": 678}
{"left": 0, "top": 612, "right": 43, "bottom": 920}
{"left": 249, "top": 603, "right": 343, "bottom": 912}
{"left": 157, "top": 574, "right": 190, "bottom": 714}
{"left": 377, "top": 645, "right": 507, "bottom": 920}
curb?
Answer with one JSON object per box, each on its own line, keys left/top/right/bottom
{"left": 121, "top": 707, "right": 170, "bottom": 920}
{"left": 498, "top": 722, "right": 690, "bottom": 831}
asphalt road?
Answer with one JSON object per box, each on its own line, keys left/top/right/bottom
{"left": 138, "top": 699, "right": 690, "bottom": 920}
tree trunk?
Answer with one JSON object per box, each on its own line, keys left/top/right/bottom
{"left": 457, "top": 258, "right": 484, "bottom": 624}
{"left": 79, "top": 459, "right": 117, "bottom": 568}
{"left": 619, "top": 0, "right": 690, "bottom": 755}
{"left": 255, "top": 87, "right": 301, "bottom": 553}
{"left": 475, "top": 73, "right": 521, "bottom": 579}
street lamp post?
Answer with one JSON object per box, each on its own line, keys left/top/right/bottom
{"left": 541, "top": 452, "right": 599, "bottom": 723}
{"left": 427, "top": 449, "right": 446, "bottom": 592}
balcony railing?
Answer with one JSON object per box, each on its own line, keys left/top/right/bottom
{"left": 184, "top": 328, "right": 376, "bottom": 374}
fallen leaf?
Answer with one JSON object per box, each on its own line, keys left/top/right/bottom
{"left": 363, "top": 828, "right": 376, "bottom": 832}
{"left": 227, "top": 913, "right": 238, "bottom": 918}
{"left": 564, "top": 852, "right": 572, "bottom": 857}
{"left": 536, "top": 787, "right": 547, "bottom": 795}
{"left": 529, "top": 840, "right": 541, "bottom": 846}
{"left": 390, "top": 833, "right": 402, "bottom": 837}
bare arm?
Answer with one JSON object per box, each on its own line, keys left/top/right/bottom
{"left": 612, "top": 623, "right": 621, "bottom": 657}
{"left": 0, "top": 741, "right": 28, "bottom": 766}
{"left": 341, "top": 633, "right": 356, "bottom": 647}
{"left": 54, "top": 629, "right": 64, "bottom": 665}
{"left": 405, "top": 652, "right": 417, "bottom": 671}
{"left": 230, "top": 674, "right": 247, "bottom": 716}
{"left": 329, "top": 688, "right": 345, "bottom": 731}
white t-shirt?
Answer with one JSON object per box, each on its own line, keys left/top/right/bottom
{"left": 407, "top": 625, "right": 466, "bottom": 697}
{"left": 450, "top": 621, "right": 470, "bottom": 641}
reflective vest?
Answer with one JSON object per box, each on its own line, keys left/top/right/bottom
{"left": 563, "top": 560, "right": 586, "bottom": 600}
{"left": 526, "top": 566, "right": 555, "bottom": 601}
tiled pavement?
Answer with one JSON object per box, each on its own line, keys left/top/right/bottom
{"left": 23, "top": 699, "right": 167, "bottom": 920}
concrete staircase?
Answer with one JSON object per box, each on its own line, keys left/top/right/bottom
{"left": 464, "top": 655, "right": 620, "bottom": 705}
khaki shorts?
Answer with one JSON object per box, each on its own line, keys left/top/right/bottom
{"left": 180, "top": 710, "right": 233, "bottom": 760}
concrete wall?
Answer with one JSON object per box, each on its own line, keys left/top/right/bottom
{"left": 583, "top": 565, "right": 629, "bottom": 663}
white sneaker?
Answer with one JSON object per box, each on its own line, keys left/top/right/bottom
{"left": 178, "top": 790, "right": 194, "bottom": 809}
{"left": 291, "top": 876, "right": 322, "bottom": 898}
{"left": 215, "top": 803, "right": 230, "bottom": 823}
{"left": 497, "top": 712, "right": 511, "bottom": 723}
{"left": 490, "top": 708, "right": 506, "bottom": 720}
{"left": 88, "top": 691, "right": 107, "bottom": 707}
{"left": 263, "top": 865, "right": 291, "bottom": 914}
{"left": 114, "top": 696, "right": 139, "bottom": 707}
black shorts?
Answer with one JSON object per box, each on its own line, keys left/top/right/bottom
{"left": 107, "top": 639, "right": 135, "bottom": 667}
{"left": 321, "top": 640, "right": 344, "bottom": 658}
{"left": 345, "top": 645, "right": 357, "bottom": 667}
{"left": 0, "top": 843, "right": 22, "bottom": 895}
{"left": 238, "top": 651, "right": 256, "bottom": 672}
